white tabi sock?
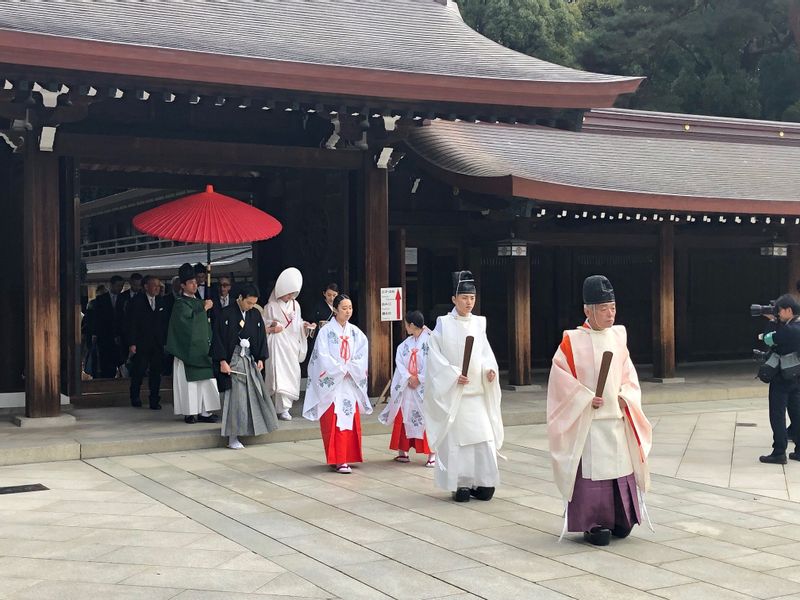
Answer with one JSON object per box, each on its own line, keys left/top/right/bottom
{"left": 200, "top": 411, "right": 211, "bottom": 417}
{"left": 228, "top": 435, "right": 244, "bottom": 449}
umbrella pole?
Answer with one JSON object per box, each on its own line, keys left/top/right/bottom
{"left": 206, "top": 243, "right": 211, "bottom": 300}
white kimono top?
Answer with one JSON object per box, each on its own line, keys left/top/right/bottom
{"left": 422, "top": 309, "right": 504, "bottom": 452}
{"left": 302, "top": 319, "right": 371, "bottom": 430}
{"left": 379, "top": 328, "right": 431, "bottom": 439}
{"left": 547, "top": 324, "right": 652, "bottom": 502}
{"left": 264, "top": 296, "right": 308, "bottom": 401}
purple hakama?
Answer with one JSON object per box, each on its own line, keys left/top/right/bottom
{"left": 567, "top": 467, "right": 641, "bottom": 533}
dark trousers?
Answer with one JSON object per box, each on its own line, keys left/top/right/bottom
{"left": 769, "top": 377, "right": 800, "bottom": 454}
{"left": 97, "top": 337, "right": 121, "bottom": 378}
{"left": 130, "top": 344, "right": 163, "bottom": 405}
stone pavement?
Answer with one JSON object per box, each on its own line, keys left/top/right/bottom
{"left": 4, "top": 397, "right": 800, "bottom": 599}
{"left": 0, "top": 362, "right": 765, "bottom": 466}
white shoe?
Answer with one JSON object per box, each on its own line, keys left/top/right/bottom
{"left": 227, "top": 439, "right": 245, "bottom": 450}
{"left": 278, "top": 411, "right": 292, "bottom": 421}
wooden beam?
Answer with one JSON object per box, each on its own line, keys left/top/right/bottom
{"left": 652, "top": 222, "right": 676, "bottom": 380}
{"left": 79, "top": 170, "right": 262, "bottom": 192}
{"left": 508, "top": 255, "right": 532, "bottom": 386}
{"left": 363, "top": 158, "right": 390, "bottom": 397}
{"left": 24, "top": 134, "right": 61, "bottom": 417}
{"left": 60, "top": 157, "right": 82, "bottom": 400}
{"left": 56, "top": 133, "right": 363, "bottom": 170}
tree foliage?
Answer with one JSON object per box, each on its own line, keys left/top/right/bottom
{"left": 458, "top": 0, "right": 800, "bottom": 121}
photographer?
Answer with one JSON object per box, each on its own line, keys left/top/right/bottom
{"left": 760, "top": 294, "right": 800, "bottom": 464}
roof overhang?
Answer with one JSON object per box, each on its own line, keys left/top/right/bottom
{"left": 0, "top": 30, "right": 641, "bottom": 111}
{"left": 407, "top": 120, "right": 800, "bottom": 216}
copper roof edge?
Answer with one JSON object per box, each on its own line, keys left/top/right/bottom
{"left": 0, "top": 29, "right": 641, "bottom": 109}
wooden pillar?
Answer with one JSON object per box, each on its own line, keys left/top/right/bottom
{"left": 507, "top": 255, "right": 532, "bottom": 385}
{"left": 363, "top": 158, "right": 390, "bottom": 396}
{"left": 787, "top": 229, "right": 800, "bottom": 295}
{"left": 0, "top": 148, "right": 24, "bottom": 394}
{"left": 389, "top": 228, "right": 407, "bottom": 352}
{"left": 60, "top": 158, "right": 81, "bottom": 399}
{"left": 675, "top": 245, "right": 690, "bottom": 362}
{"left": 652, "top": 222, "right": 676, "bottom": 379}
{"left": 24, "top": 135, "right": 61, "bottom": 417}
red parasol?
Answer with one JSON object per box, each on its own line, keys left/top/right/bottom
{"left": 133, "top": 185, "right": 282, "bottom": 295}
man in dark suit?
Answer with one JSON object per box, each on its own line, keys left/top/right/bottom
{"left": 89, "top": 275, "right": 126, "bottom": 378}
{"left": 127, "top": 275, "right": 168, "bottom": 409}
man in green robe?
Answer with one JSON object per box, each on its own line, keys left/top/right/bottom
{"left": 167, "top": 263, "right": 220, "bottom": 424}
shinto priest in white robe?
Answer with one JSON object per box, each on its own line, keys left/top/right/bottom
{"left": 547, "top": 322, "right": 652, "bottom": 534}
{"left": 423, "top": 308, "right": 504, "bottom": 491}
{"left": 263, "top": 267, "right": 309, "bottom": 413}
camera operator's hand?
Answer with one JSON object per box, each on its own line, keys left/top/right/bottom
{"left": 764, "top": 314, "right": 776, "bottom": 321}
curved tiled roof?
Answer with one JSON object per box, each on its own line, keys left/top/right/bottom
{"left": 0, "top": 0, "right": 641, "bottom": 109}
{"left": 407, "top": 119, "right": 800, "bottom": 213}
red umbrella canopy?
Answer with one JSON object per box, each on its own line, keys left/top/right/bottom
{"left": 133, "top": 185, "right": 282, "bottom": 244}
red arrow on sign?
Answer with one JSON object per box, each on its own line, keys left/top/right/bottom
{"left": 395, "top": 289, "right": 402, "bottom": 320}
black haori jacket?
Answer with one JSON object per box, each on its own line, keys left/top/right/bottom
{"left": 211, "top": 304, "right": 268, "bottom": 392}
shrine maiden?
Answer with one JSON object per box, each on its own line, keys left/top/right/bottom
{"left": 379, "top": 310, "right": 435, "bottom": 467}
{"left": 303, "top": 294, "right": 371, "bottom": 473}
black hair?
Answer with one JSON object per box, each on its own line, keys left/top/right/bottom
{"left": 405, "top": 310, "right": 425, "bottom": 329}
{"left": 333, "top": 293, "right": 350, "bottom": 309}
{"left": 776, "top": 294, "right": 800, "bottom": 315}
{"left": 142, "top": 274, "right": 158, "bottom": 285}
{"left": 325, "top": 282, "right": 339, "bottom": 293}
{"left": 194, "top": 262, "right": 207, "bottom": 274}
{"left": 109, "top": 275, "right": 124, "bottom": 284}
{"left": 236, "top": 282, "right": 260, "bottom": 300}
{"left": 130, "top": 273, "right": 143, "bottom": 281}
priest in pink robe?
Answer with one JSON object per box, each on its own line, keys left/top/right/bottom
{"left": 547, "top": 275, "right": 652, "bottom": 546}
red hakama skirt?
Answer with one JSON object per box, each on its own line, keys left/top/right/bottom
{"left": 389, "top": 409, "right": 431, "bottom": 454}
{"left": 319, "top": 404, "right": 363, "bottom": 465}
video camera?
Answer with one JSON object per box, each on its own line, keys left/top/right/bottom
{"left": 751, "top": 301, "right": 777, "bottom": 317}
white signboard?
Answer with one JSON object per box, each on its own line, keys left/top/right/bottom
{"left": 380, "top": 287, "right": 403, "bottom": 322}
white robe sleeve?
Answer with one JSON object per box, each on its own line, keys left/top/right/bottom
{"left": 302, "top": 323, "right": 347, "bottom": 421}
{"left": 346, "top": 325, "right": 372, "bottom": 415}
{"left": 422, "top": 319, "right": 462, "bottom": 451}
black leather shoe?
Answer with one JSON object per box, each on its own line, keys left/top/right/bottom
{"left": 452, "top": 487, "right": 471, "bottom": 502}
{"left": 611, "top": 525, "right": 633, "bottom": 539}
{"left": 184, "top": 415, "right": 197, "bottom": 424}
{"left": 760, "top": 453, "right": 787, "bottom": 464}
{"left": 149, "top": 402, "right": 162, "bottom": 410}
{"left": 583, "top": 527, "right": 611, "bottom": 546}
{"left": 197, "top": 414, "right": 219, "bottom": 423}
{"left": 131, "top": 398, "right": 142, "bottom": 408}
{"left": 790, "top": 451, "right": 800, "bottom": 461}
{"left": 470, "top": 487, "right": 495, "bottom": 501}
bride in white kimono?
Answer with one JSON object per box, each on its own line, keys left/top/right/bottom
{"left": 263, "top": 267, "right": 315, "bottom": 421}
{"left": 379, "top": 310, "right": 435, "bottom": 466}
{"left": 303, "top": 294, "right": 371, "bottom": 473}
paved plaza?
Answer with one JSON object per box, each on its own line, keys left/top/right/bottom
{"left": 4, "top": 398, "right": 800, "bottom": 599}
